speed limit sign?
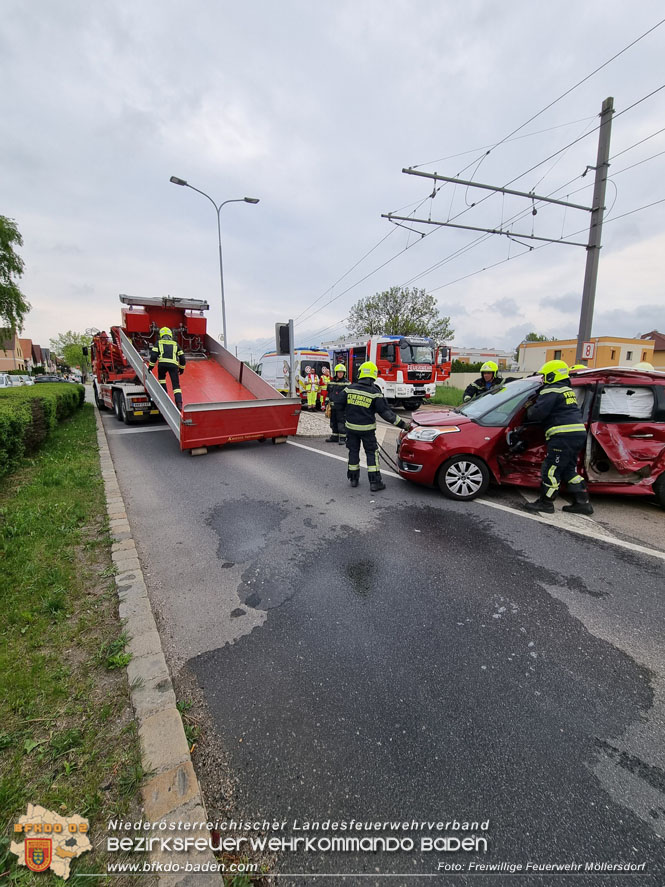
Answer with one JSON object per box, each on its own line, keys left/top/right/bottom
{"left": 582, "top": 342, "right": 595, "bottom": 360}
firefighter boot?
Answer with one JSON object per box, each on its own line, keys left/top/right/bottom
{"left": 338, "top": 435, "right": 346, "bottom": 446}
{"left": 369, "top": 474, "right": 386, "bottom": 493}
{"left": 562, "top": 491, "right": 594, "bottom": 515}
{"left": 326, "top": 435, "right": 339, "bottom": 443}
{"left": 523, "top": 485, "right": 555, "bottom": 514}
{"left": 348, "top": 470, "right": 359, "bottom": 488}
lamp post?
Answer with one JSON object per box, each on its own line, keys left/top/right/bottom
{"left": 169, "top": 176, "right": 259, "bottom": 349}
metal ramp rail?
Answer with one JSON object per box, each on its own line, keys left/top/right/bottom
{"left": 118, "top": 329, "right": 181, "bottom": 438}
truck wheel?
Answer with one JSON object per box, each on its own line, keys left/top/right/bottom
{"left": 437, "top": 455, "right": 489, "bottom": 501}
{"left": 113, "top": 392, "right": 123, "bottom": 421}
{"left": 654, "top": 473, "right": 665, "bottom": 509}
{"left": 118, "top": 397, "right": 130, "bottom": 424}
{"left": 404, "top": 398, "right": 423, "bottom": 411}
{"left": 94, "top": 385, "right": 106, "bottom": 411}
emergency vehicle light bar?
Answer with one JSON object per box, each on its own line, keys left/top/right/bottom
{"left": 119, "top": 294, "right": 210, "bottom": 311}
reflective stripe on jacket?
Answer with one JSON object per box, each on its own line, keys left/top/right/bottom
{"left": 339, "top": 379, "right": 403, "bottom": 432}
{"left": 149, "top": 338, "right": 185, "bottom": 369}
{"left": 526, "top": 383, "right": 586, "bottom": 440}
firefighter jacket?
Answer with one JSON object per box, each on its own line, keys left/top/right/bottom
{"left": 327, "top": 376, "right": 349, "bottom": 407}
{"left": 463, "top": 374, "right": 503, "bottom": 402}
{"left": 526, "top": 381, "right": 586, "bottom": 441}
{"left": 149, "top": 337, "right": 186, "bottom": 370}
{"left": 339, "top": 378, "right": 407, "bottom": 433}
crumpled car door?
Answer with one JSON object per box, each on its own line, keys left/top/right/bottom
{"left": 590, "top": 384, "right": 665, "bottom": 475}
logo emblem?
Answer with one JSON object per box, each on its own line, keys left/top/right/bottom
{"left": 25, "top": 838, "right": 52, "bottom": 872}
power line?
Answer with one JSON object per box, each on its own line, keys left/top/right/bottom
{"left": 411, "top": 16, "right": 665, "bottom": 172}
{"left": 609, "top": 125, "right": 665, "bottom": 161}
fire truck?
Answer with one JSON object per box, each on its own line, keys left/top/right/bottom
{"left": 327, "top": 335, "right": 451, "bottom": 410}
{"left": 88, "top": 294, "right": 301, "bottom": 453}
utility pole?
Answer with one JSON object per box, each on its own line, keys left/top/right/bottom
{"left": 382, "top": 97, "right": 615, "bottom": 365}
{"left": 575, "top": 97, "right": 614, "bottom": 363}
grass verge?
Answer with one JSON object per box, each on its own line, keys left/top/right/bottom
{"left": 430, "top": 385, "right": 465, "bottom": 407}
{"left": 0, "top": 404, "right": 148, "bottom": 886}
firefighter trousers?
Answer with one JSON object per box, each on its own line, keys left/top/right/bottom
{"left": 158, "top": 364, "right": 183, "bottom": 408}
{"left": 330, "top": 405, "right": 345, "bottom": 438}
{"left": 541, "top": 432, "right": 587, "bottom": 499}
{"left": 346, "top": 429, "right": 381, "bottom": 480}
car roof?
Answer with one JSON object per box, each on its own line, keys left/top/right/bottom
{"left": 570, "top": 366, "right": 665, "bottom": 385}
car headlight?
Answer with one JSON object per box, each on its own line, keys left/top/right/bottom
{"left": 406, "top": 426, "right": 460, "bottom": 442}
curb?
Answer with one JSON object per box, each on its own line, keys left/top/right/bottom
{"left": 94, "top": 408, "right": 223, "bottom": 886}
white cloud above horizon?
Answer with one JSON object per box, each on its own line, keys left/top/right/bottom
{"left": 2, "top": 0, "right": 664, "bottom": 358}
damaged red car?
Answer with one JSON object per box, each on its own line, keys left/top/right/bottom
{"left": 397, "top": 367, "right": 665, "bottom": 506}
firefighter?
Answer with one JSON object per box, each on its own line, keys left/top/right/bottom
{"left": 522, "top": 359, "right": 592, "bottom": 515}
{"left": 326, "top": 363, "right": 349, "bottom": 444}
{"left": 569, "top": 364, "right": 587, "bottom": 373}
{"left": 339, "top": 361, "right": 409, "bottom": 492}
{"left": 303, "top": 365, "right": 319, "bottom": 411}
{"left": 149, "top": 327, "right": 186, "bottom": 411}
{"left": 318, "top": 366, "right": 330, "bottom": 410}
{"left": 463, "top": 361, "right": 503, "bottom": 402}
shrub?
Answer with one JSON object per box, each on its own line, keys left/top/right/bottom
{"left": 0, "top": 384, "right": 85, "bottom": 479}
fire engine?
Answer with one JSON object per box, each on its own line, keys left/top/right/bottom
{"left": 327, "top": 336, "right": 451, "bottom": 410}
{"left": 87, "top": 294, "right": 301, "bottom": 453}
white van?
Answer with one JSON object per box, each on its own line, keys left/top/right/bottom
{"left": 257, "top": 349, "right": 331, "bottom": 401}
{"left": 0, "top": 373, "right": 17, "bottom": 388}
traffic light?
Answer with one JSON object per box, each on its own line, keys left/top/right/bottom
{"left": 275, "top": 322, "right": 290, "bottom": 355}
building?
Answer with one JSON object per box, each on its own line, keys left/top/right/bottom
{"left": 19, "top": 338, "right": 34, "bottom": 371}
{"left": 517, "top": 337, "right": 655, "bottom": 372}
{"left": 0, "top": 332, "right": 27, "bottom": 371}
{"left": 450, "top": 346, "right": 516, "bottom": 369}
{"left": 640, "top": 330, "right": 665, "bottom": 369}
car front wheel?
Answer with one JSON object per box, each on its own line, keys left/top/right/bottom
{"left": 654, "top": 473, "right": 665, "bottom": 509}
{"left": 437, "top": 455, "right": 490, "bottom": 501}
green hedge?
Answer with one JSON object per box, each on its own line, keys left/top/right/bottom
{"left": 0, "top": 384, "right": 85, "bottom": 478}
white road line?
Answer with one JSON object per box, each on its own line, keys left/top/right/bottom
{"left": 105, "top": 425, "right": 173, "bottom": 435}
{"left": 288, "top": 439, "right": 665, "bottom": 562}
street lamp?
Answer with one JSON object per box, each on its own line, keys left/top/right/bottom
{"left": 169, "top": 176, "right": 260, "bottom": 349}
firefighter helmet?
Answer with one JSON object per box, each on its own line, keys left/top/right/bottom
{"left": 538, "top": 359, "right": 570, "bottom": 384}
{"left": 159, "top": 327, "right": 173, "bottom": 338}
{"left": 358, "top": 361, "right": 379, "bottom": 379}
{"left": 334, "top": 363, "right": 346, "bottom": 373}
{"left": 569, "top": 364, "right": 587, "bottom": 372}
{"left": 634, "top": 361, "right": 654, "bottom": 371}
{"left": 480, "top": 361, "right": 498, "bottom": 374}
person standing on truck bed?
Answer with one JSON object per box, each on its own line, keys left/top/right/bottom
{"left": 326, "top": 363, "right": 349, "bottom": 444}
{"left": 339, "top": 361, "right": 410, "bottom": 492}
{"left": 149, "top": 327, "right": 186, "bottom": 411}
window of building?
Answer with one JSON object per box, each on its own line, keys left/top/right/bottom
{"left": 626, "top": 351, "right": 633, "bottom": 360}
{"left": 610, "top": 349, "right": 616, "bottom": 360}
{"left": 554, "top": 350, "right": 562, "bottom": 360}
{"left": 643, "top": 351, "right": 648, "bottom": 360}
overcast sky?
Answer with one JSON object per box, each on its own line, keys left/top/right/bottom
{"left": 3, "top": 0, "right": 664, "bottom": 360}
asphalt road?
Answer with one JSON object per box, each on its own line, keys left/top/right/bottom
{"left": 102, "top": 410, "right": 665, "bottom": 885}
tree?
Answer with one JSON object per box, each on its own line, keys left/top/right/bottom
{"left": 49, "top": 331, "right": 92, "bottom": 379}
{"left": 0, "top": 215, "right": 30, "bottom": 333}
{"left": 347, "top": 287, "right": 454, "bottom": 341}
{"left": 523, "top": 332, "right": 556, "bottom": 342}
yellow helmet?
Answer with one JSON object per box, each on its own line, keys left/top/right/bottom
{"left": 634, "top": 361, "right": 654, "bottom": 371}
{"left": 569, "top": 364, "right": 587, "bottom": 372}
{"left": 159, "top": 326, "right": 173, "bottom": 338}
{"left": 480, "top": 361, "right": 498, "bottom": 374}
{"left": 334, "top": 363, "right": 346, "bottom": 373}
{"left": 539, "top": 359, "right": 570, "bottom": 384}
{"left": 358, "top": 361, "right": 379, "bottom": 379}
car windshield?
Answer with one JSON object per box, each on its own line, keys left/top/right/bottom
{"left": 400, "top": 341, "right": 434, "bottom": 364}
{"left": 299, "top": 361, "right": 330, "bottom": 376}
{"left": 458, "top": 378, "right": 541, "bottom": 426}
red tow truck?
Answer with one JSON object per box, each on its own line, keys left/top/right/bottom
{"left": 328, "top": 335, "right": 451, "bottom": 410}
{"left": 89, "top": 295, "right": 301, "bottom": 454}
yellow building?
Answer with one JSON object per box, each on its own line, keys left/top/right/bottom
{"left": 517, "top": 337, "right": 655, "bottom": 373}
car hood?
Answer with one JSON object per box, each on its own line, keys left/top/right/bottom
{"left": 411, "top": 408, "right": 473, "bottom": 427}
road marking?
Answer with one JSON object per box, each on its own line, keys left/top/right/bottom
{"left": 288, "top": 439, "right": 665, "bottom": 562}
{"left": 105, "top": 425, "right": 172, "bottom": 435}
{"left": 288, "top": 439, "right": 402, "bottom": 479}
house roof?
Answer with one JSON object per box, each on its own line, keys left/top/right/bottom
{"left": 640, "top": 330, "right": 665, "bottom": 350}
